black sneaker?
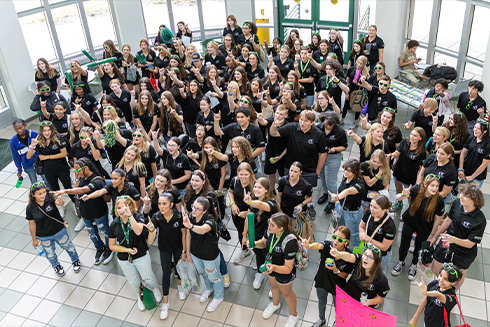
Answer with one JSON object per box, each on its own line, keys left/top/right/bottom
{"left": 408, "top": 264, "right": 417, "bottom": 281}
{"left": 311, "top": 318, "right": 326, "bottom": 327}
{"left": 73, "top": 259, "right": 81, "bottom": 274}
{"left": 54, "top": 264, "right": 65, "bottom": 277}
{"left": 307, "top": 205, "right": 316, "bottom": 220}
{"left": 391, "top": 261, "right": 405, "bottom": 276}
{"left": 318, "top": 193, "right": 329, "bottom": 205}
{"left": 324, "top": 202, "right": 334, "bottom": 214}
{"left": 94, "top": 248, "right": 104, "bottom": 265}
{"left": 102, "top": 248, "right": 114, "bottom": 265}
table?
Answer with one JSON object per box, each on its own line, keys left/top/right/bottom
{"left": 390, "top": 80, "right": 425, "bottom": 108}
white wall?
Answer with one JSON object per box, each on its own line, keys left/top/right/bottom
{"left": 111, "top": 0, "right": 147, "bottom": 48}
{"left": 0, "top": 0, "right": 36, "bottom": 120}
{"left": 480, "top": 34, "right": 490, "bottom": 101}
{"left": 225, "top": 0, "right": 254, "bottom": 24}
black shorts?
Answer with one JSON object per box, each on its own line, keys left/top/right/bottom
{"left": 264, "top": 157, "right": 286, "bottom": 176}
{"left": 433, "top": 241, "right": 476, "bottom": 270}
{"left": 270, "top": 272, "right": 296, "bottom": 285}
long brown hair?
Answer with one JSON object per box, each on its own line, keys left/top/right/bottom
{"left": 443, "top": 112, "right": 469, "bottom": 147}
{"left": 38, "top": 124, "right": 61, "bottom": 148}
{"left": 116, "top": 145, "right": 146, "bottom": 176}
{"left": 409, "top": 176, "right": 440, "bottom": 222}
{"left": 137, "top": 90, "right": 155, "bottom": 116}
{"left": 122, "top": 44, "right": 136, "bottom": 64}
{"left": 253, "top": 177, "right": 275, "bottom": 222}
{"left": 147, "top": 169, "right": 173, "bottom": 200}
{"left": 363, "top": 123, "right": 385, "bottom": 157}
{"left": 206, "top": 65, "right": 221, "bottom": 88}
{"left": 200, "top": 137, "right": 219, "bottom": 172}
{"left": 184, "top": 170, "right": 212, "bottom": 203}
{"left": 375, "top": 108, "right": 397, "bottom": 140}
{"left": 103, "top": 40, "right": 120, "bottom": 59}
{"left": 367, "top": 150, "right": 390, "bottom": 187}
{"left": 270, "top": 212, "right": 298, "bottom": 239}
{"left": 355, "top": 247, "right": 383, "bottom": 288}
{"left": 159, "top": 91, "right": 183, "bottom": 136}
{"left": 36, "top": 58, "right": 57, "bottom": 79}
{"left": 235, "top": 66, "right": 249, "bottom": 93}
{"left": 412, "top": 127, "right": 426, "bottom": 157}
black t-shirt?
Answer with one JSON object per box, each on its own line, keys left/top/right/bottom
{"left": 122, "top": 165, "right": 147, "bottom": 195}
{"left": 110, "top": 90, "right": 133, "bottom": 123}
{"left": 188, "top": 64, "right": 207, "bottom": 83}
{"left": 296, "top": 60, "right": 316, "bottom": 96}
{"left": 91, "top": 108, "right": 125, "bottom": 127}
{"left": 312, "top": 50, "right": 329, "bottom": 66}
{"left": 159, "top": 150, "right": 191, "bottom": 189}
{"left": 344, "top": 253, "right": 390, "bottom": 305}
{"left": 457, "top": 92, "right": 486, "bottom": 122}
{"left": 71, "top": 92, "right": 98, "bottom": 117}
{"left": 105, "top": 183, "right": 141, "bottom": 214}
{"left": 318, "top": 124, "right": 348, "bottom": 154}
{"left": 154, "top": 55, "right": 170, "bottom": 70}
{"left": 337, "top": 177, "right": 365, "bottom": 210}
{"left": 226, "top": 153, "right": 257, "bottom": 179}
{"left": 246, "top": 65, "right": 265, "bottom": 81}
{"left": 35, "top": 135, "right": 70, "bottom": 174}
{"left": 223, "top": 26, "right": 243, "bottom": 43}
{"left": 423, "top": 280, "right": 457, "bottom": 327}
{"left": 139, "top": 145, "right": 158, "bottom": 184}
{"left": 315, "top": 240, "right": 355, "bottom": 294}
{"left": 108, "top": 213, "right": 149, "bottom": 261}
{"left": 250, "top": 200, "right": 277, "bottom": 242}
{"left": 422, "top": 154, "right": 457, "bottom": 192}
{"left": 316, "top": 75, "right": 347, "bottom": 110}
{"left": 346, "top": 66, "right": 363, "bottom": 93}
{"left": 410, "top": 109, "right": 436, "bottom": 139}
{"left": 446, "top": 199, "right": 486, "bottom": 258}
{"left": 277, "top": 123, "right": 328, "bottom": 173}
{"left": 100, "top": 73, "right": 124, "bottom": 95}
{"left": 358, "top": 136, "right": 390, "bottom": 163}
{"left": 146, "top": 186, "right": 181, "bottom": 218}
{"left": 137, "top": 50, "right": 157, "bottom": 78}
{"left": 262, "top": 79, "right": 281, "bottom": 100}
{"left": 463, "top": 136, "right": 490, "bottom": 180}
{"left": 133, "top": 104, "right": 159, "bottom": 133}
{"left": 264, "top": 230, "right": 298, "bottom": 280}
{"left": 151, "top": 209, "right": 184, "bottom": 252}
{"left": 361, "top": 211, "right": 396, "bottom": 256}
{"left": 189, "top": 214, "right": 219, "bottom": 260}
{"left": 26, "top": 194, "right": 65, "bottom": 237}
{"left": 393, "top": 138, "right": 426, "bottom": 185}
{"left": 328, "top": 40, "right": 344, "bottom": 65}
{"left": 196, "top": 110, "right": 217, "bottom": 140}
{"left": 176, "top": 93, "right": 201, "bottom": 124}
{"left": 70, "top": 139, "right": 100, "bottom": 163}
{"left": 366, "top": 73, "right": 380, "bottom": 87}
{"left": 237, "top": 34, "right": 259, "bottom": 48}
{"left": 198, "top": 152, "right": 226, "bottom": 190}
{"left": 361, "top": 162, "right": 385, "bottom": 201}
{"left": 274, "top": 95, "right": 302, "bottom": 122}
{"left": 134, "top": 90, "right": 160, "bottom": 104}
{"left": 105, "top": 137, "right": 132, "bottom": 171}
{"left": 78, "top": 174, "right": 108, "bottom": 219}
{"left": 272, "top": 56, "right": 294, "bottom": 80}
{"left": 221, "top": 122, "right": 265, "bottom": 150}
{"left": 47, "top": 113, "right": 69, "bottom": 135}
{"left": 35, "top": 70, "right": 61, "bottom": 91}
{"left": 366, "top": 87, "right": 397, "bottom": 121}
{"left": 402, "top": 184, "right": 445, "bottom": 237}
{"left": 362, "top": 35, "right": 384, "bottom": 64}
{"left": 204, "top": 53, "right": 227, "bottom": 71}
{"left": 383, "top": 126, "right": 402, "bottom": 154}
{"left": 229, "top": 176, "right": 252, "bottom": 212}
{"left": 264, "top": 118, "right": 289, "bottom": 158}
{"left": 277, "top": 176, "right": 313, "bottom": 216}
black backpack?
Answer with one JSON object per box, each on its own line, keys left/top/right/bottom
{"left": 423, "top": 64, "right": 457, "bottom": 81}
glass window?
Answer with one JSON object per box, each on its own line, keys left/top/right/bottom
{"left": 51, "top": 4, "right": 87, "bottom": 57}
{"left": 84, "top": 0, "right": 116, "bottom": 49}
{"left": 282, "top": 0, "right": 311, "bottom": 20}
{"left": 13, "top": 0, "right": 42, "bottom": 13}
{"left": 202, "top": 0, "right": 226, "bottom": 29}
{"left": 436, "top": 1, "right": 466, "bottom": 51}
{"left": 467, "top": 5, "right": 490, "bottom": 61}
{"left": 171, "top": 1, "right": 200, "bottom": 31}
{"left": 19, "top": 13, "right": 58, "bottom": 65}
{"left": 410, "top": 0, "right": 432, "bottom": 43}
{"left": 320, "top": 0, "right": 350, "bottom": 23}
{"left": 414, "top": 46, "right": 428, "bottom": 63}
{"left": 255, "top": 0, "right": 275, "bottom": 43}
{"left": 433, "top": 52, "right": 457, "bottom": 67}
{"left": 141, "top": 0, "right": 170, "bottom": 40}
{"left": 358, "top": 0, "right": 376, "bottom": 29}
{"left": 464, "top": 62, "right": 482, "bottom": 80}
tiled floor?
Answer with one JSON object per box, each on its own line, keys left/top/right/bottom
{"left": 0, "top": 103, "right": 490, "bottom": 327}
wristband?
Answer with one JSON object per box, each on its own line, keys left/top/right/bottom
{"left": 375, "top": 174, "right": 381, "bottom": 180}
{"left": 454, "top": 237, "right": 457, "bottom": 244}
{"left": 458, "top": 168, "right": 465, "bottom": 172}
{"left": 337, "top": 253, "right": 341, "bottom": 259}
{"left": 212, "top": 151, "right": 219, "bottom": 157}
{"left": 242, "top": 232, "right": 248, "bottom": 236}
{"left": 230, "top": 201, "right": 235, "bottom": 205}
{"left": 409, "top": 323, "right": 416, "bottom": 327}
{"left": 174, "top": 114, "right": 178, "bottom": 118}
{"left": 214, "top": 121, "right": 219, "bottom": 124}
{"left": 315, "top": 243, "right": 318, "bottom": 250}
{"left": 245, "top": 200, "right": 252, "bottom": 205}
{"left": 119, "top": 246, "right": 123, "bottom": 253}
{"left": 402, "top": 191, "right": 408, "bottom": 197}
{"left": 29, "top": 146, "right": 36, "bottom": 150}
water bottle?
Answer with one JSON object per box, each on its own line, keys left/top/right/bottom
{"left": 36, "top": 245, "right": 45, "bottom": 257}
{"left": 409, "top": 232, "right": 417, "bottom": 253}
{"left": 360, "top": 292, "right": 368, "bottom": 304}
{"left": 16, "top": 176, "right": 23, "bottom": 188}
{"left": 353, "top": 69, "right": 361, "bottom": 83}
{"left": 292, "top": 206, "right": 301, "bottom": 218}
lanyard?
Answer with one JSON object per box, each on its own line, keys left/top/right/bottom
{"left": 325, "top": 76, "right": 334, "bottom": 89}
{"left": 120, "top": 219, "right": 130, "bottom": 245}
{"left": 268, "top": 231, "right": 284, "bottom": 254}
{"left": 300, "top": 60, "right": 310, "bottom": 76}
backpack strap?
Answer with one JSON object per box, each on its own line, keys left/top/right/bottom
{"left": 281, "top": 234, "right": 297, "bottom": 252}
{"left": 449, "top": 294, "right": 466, "bottom": 325}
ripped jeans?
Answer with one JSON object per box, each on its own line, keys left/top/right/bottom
{"left": 83, "top": 211, "right": 109, "bottom": 251}
{"left": 38, "top": 228, "right": 79, "bottom": 268}
{"left": 118, "top": 252, "right": 159, "bottom": 296}
{"left": 191, "top": 253, "right": 224, "bottom": 300}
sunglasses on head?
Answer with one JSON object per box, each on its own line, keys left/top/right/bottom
{"left": 79, "top": 136, "right": 89, "bottom": 140}
{"left": 116, "top": 195, "right": 131, "bottom": 201}
{"left": 239, "top": 99, "right": 249, "bottom": 104}
{"left": 31, "top": 181, "right": 46, "bottom": 192}
{"left": 424, "top": 173, "right": 441, "bottom": 182}
{"left": 103, "top": 106, "right": 115, "bottom": 111}
{"left": 354, "top": 39, "right": 362, "bottom": 43}
{"left": 443, "top": 263, "right": 459, "bottom": 278}
{"left": 40, "top": 121, "right": 53, "bottom": 127}
{"left": 374, "top": 66, "right": 383, "bottom": 70}
{"left": 286, "top": 82, "right": 295, "bottom": 90}
{"left": 365, "top": 243, "right": 381, "bottom": 258}
{"left": 132, "top": 133, "right": 144, "bottom": 138}
{"left": 466, "top": 101, "right": 473, "bottom": 110}
{"left": 454, "top": 111, "right": 463, "bottom": 118}
{"left": 379, "top": 82, "right": 389, "bottom": 87}
{"left": 477, "top": 118, "right": 489, "bottom": 129}
{"left": 74, "top": 166, "right": 85, "bottom": 173}
{"left": 300, "top": 45, "right": 310, "bottom": 50}
{"left": 170, "top": 55, "right": 180, "bottom": 59}
{"left": 384, "top": 107, "right": 396, "bottom": 114}
{"left": 40, "top": 88, "right": 51, "bottom": 92}
{"left": 249, "top": 51, "right": 259, "bottom": 56}
{"left": 332, "top": 233, "right": 348, "bottom": 243}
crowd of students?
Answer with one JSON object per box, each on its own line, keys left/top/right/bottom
{"left": 9, "top": 14, "right": 488, "bottom": 327}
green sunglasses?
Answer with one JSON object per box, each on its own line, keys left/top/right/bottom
{"left": 454, "top": 111, "right": 463, "bottom": 118}
{"left": 102, "top": 106, "right": 115, "bottom": 111}
{"left": 239, "top": 98, "right": 250, "bottom": 104}
{"left": 74, "top": 166, "right": 86, "bottom": 173}
{"left": 31, "top": 181, "right": 46, "bottom": 192}
{"left": 366, "top": 243, "right": 382, "bottom": 258}
{"left": 79, "top": 136, "right": 89, "bottom": 140}
{"left": 40, "top": 87, "right": 51, "bottom": 92}
{"left": 249, "top": 51, "right": 259, "bottom": 56}
{"left": 73, "top": 84, "right": 85, "bottom": 88}
{"left": 379, "top": 82, "right": 390, "bottom": 87}
{"left": 443, "top": 263, "right": 459, "bottom": 279}
{"left": 477, "top": 118, "right": 489, "bottom": 129}
{"left": 384, "top": 107, "right": 396, "bottom": 114}
{"left": 286, "top": 82, "right": 295, "bottom": 90}
{"left": 170, "top": 55, "right": 180, "bottom": 59}
{"left": 466, "top": 100, "right": 473, "bottom": 110}
{"left": 170, "top": 67, "right": 180, "bottom": 71}
{"left": 374, "top": 66, "right": 384, "bottom": 70}
{"left": 116, "top": 195, "right": 131, "bottom": 201}
{"left": 132, "top": 133, "right": 144, "bottom": 138}
{"left": 332, "top": 233, "right": 348, "bottom": 244}
{"left": 424, "top": 173, "right": 441, "bottom": 182}
{"left": 300, "top": 45, "right": 310, "bottom": 50}
{"left": 40, "top": 121, "right": 53, "bottom": 127}
{"left": 103, "top": 46, "right": 109, "bottom": 49}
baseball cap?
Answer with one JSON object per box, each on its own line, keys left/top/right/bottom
{"left": 191, "top": 52, "right": 202, "bottom": 62}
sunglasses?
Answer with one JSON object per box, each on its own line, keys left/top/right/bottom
{"left": 466, "top": 101, "right": 473, "bottom": 110}
{"left": 239, "top": 99, "right": 250, "bottom": 104}
{"left": 332, "top": 233, "right": 348, "bottom": 243}
{"left": 31, "top": 181, "right": 46, "bottom": 192}
{"left": 74, "top": 166, "right": 86, "bottom": 173}
{"left": 443, "top": 263, "right": 459, "bottom": 279}
{"left": 300, "top": 45, "right": 310, "bottom": 50}
{"left": 365, "top": 243, "right": 381, "bottom": 258}
{"left": 374, "top": 66, "right": 384, "bottom": 70}
{"left": 249, "top": 52, "right": 259, "bottom": 56}
{"left": 79, "top": 136, "right": 89, "bottom": 140}
{"left": 454, "top": 111, "right": 463, "bottom": 118}
{"left": 73, "top": 84, "right": 85, "bottom": 88}
{"left": 116, "top": 195, "right": 131, "bottom": 201}
{"left": 170, "top": 55, "right": 180, "bottom": 59}
{"left": 171, "top": 67, "right": 180, "bottom": 71}
{"left": 132, "top": 133, "right": 144, "bottom": 138}
{"left": 477, "top": 119, "right": 489, "bottom": 129}
{"left": 40, "top": 121, "right": 53, "bottom": 127}
{"left": 379, "top": 82, "right": 390, "bottom": 87}
{"left": 384, "top": 107, "right": 396, "bottom": 114}
{"left": 286, "top": 82, "right": 295, "bottom": 90}
{"left": 424, "top": 173, "right": 441, "bottom": 182}
{"left": 103, "top": 106, "right": 115, "bottom": 111}
{"left": 40, "top": 88, "right": 51, "bottom": 92}
{"left": 354, "top": 39, "right": 362, "bottom": 43}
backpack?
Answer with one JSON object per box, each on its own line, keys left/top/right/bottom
{"left": 281, "top": 234, "right": 309, "bottom": 270}
{"left": 423, "top": 64, "right": 457, "bottom": 81}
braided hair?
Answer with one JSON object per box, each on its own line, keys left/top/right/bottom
{"left": 113, "top": 168, "right": 129, "bottom": 194}
{"left": 75, "top": 157, "right": 101, "bottom": 177}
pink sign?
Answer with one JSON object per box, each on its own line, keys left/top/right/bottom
{"left": 335, "top": 285, "right": 397, "bottom": 327}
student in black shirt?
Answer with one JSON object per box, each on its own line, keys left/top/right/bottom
{"left": 246, "top": 53, "right": 265, "bottom": 81}
{"left": 109, "top": 196, "right": 162, "bottom": 311}
{"left": 267, "top": 83, "right": 301, "bottom": 122}
{"left": 404, "top": 98, "right": 438, "bottom": 139}
{"left": 223, "top": 14, "right": 242, "bottom": 44}
{"left": 204, "top": 42, "right": 226, "bottom": 75}
{"left": 27, "top": 182, "right": 81, "bottom": 276}
{"left": 202, "top": 65, "right": 225, "bottom": 101}
{"left": 360, "top": 150, "right": 391, "bottom": 211}
{"left": 410, "top": 264, "right": 462, "bottom": 327}
{"left": 262, "top": 65, "right": 283, "bottom": 100}
{"left": 277, "top": 161, "right": 313, "bottom": 219}
{"left": 30, "top": 81, "right": 69, "bottom": 120}
{"left": 65, "top": 60, "right": 90, "bottom": 93}
{"left": 359, "top": 195, "right": 396, "bottom": 271}
{"left": 35, "top": 58, "right": 61, "bottom": 92}
{"left": 268, "top": 45, "right": 294, "bottom": 80}
{"left": 220, "top": 34, "right": 241, "bottom": 59}
{"left": 361, "top": 107, "right": 402, "bottom": 155}
{"left": 150, "top": 192, "right": 187, "bottom": 317}
{"left": 182, "top": 196, "right": 225, "bottom": 313}
{"left": 425, "top": 126, "right": 450, "bottom": 156}
{"left": 71, "top": 81, "right": 98, "bottom": 117}
{"left": 70, "top": 126, "right": 109, "bottom": 180}
{"left": 457, "top": 80, "right": 486, "bottom": 128}
{"left": 133, "top": 90, "right": 159, "bottom": 134}
{"left": 311, "top": 39, "right": 330, "bottom": 73}
{"left": 302, "top": 226, "right": 354, "bottom": 327}
{"left": 95, "top": 61, "right": 127, "bottom": 95}
{"left": 332, "top": 244, "right": 390, "bottom": 307}
{"left": 159, "top": 91, "right": 184, "bottom": 140}
{"left": 392, "top": 177, "right": 444, "bottom": 280}
{"left": 358, "top": 74, "right": 397, "bottom": 121}
{"left": 212, "top": 136, "right": 257, "bottom": 182}
{"left": 237, "top": 21, "right": 261, "bottom": 53}
{"left": 330, "top": 159, "right": 366, "bottom": 249}
{"left": 132, "top": 128, "right": 157, "bottom": 184}
{"left": 39, "top": 101, "right": 70, "bottom": 147}
{"left": 186, "top": 124, "right": 205, "bottom": 170}
{"left": 366, "top": 62, "right": 386, "bottom": 86}
{"left": 459, "top": 120, "right": 490, "bottom": 188}
{"left": 137, "top": 39, "right": 157, "bottom": 79}
{"left": 443, "top": 112, "right": 470, "bottom": 166}
{"left": 121, "top": 44, "right": 141, "bottom": 91}
{"left": 247, "top": 78, "right": 268, "bottom": 116}
{"left": 328, "top": 28, "right": 344, "bottom": 65}
{"left": 177, "top": 80, "right": 203, "bottom": 138}
{"left": 432, "top": 184, "right": 487, "bottom": 289}
{"left": 286, "top": 71, "right": 307, "bottom": 113}
{"left": 347, "top": 122, "right": 389, "bottom": 163}
{"left": 315, "top": 60, "right": 349, "bottom": 111}
{"left": 176, "top": 21, "right": 193, "bottom": 42}
{"left": 343, "top": 55, "right": 370, "bottom": 123}
{"left": 94, "top": 120, "right": 132, "bottom": 170}
{"left": 109, "top": 80, "right": 134, "bottom": 124}
{"left": 362, "top": 25, "right": 384, "bottom": 73}
{"left": 142, "top": 169, "right": 181, "bottom": 218}
{"left": 116, "top": 145, "right": 147, "bottom": 198}
{"left": 196, "top": 97, "right": 218, "bottom": 141}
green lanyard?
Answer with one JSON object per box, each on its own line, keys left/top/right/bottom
{"left": 120, "top": 219, "right": 130, "bottom": 245}
{"left": 325, "top": 76, "right": 333, "bottom": 89}
{"left": 268, "top": 231, "right": 284, "bottom": 254}
{"left": 300, "top": 60, "right": 310, "bottom": 77}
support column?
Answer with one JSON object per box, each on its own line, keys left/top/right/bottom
{"left": 479, "top": 32, "right": 490, "bottom": 101}
{"left": 110, "top": 0, "right": 147, "bottom": 47}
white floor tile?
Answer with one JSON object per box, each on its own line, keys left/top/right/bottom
{"left": 24, "top": 255, "right": 51, "bottom": 275}
{"left": 21, "top": 319, "right": 45, "bottom": 327}
{"left": 459, "top": 278, "right": 485, "bottom": 299}
{"left": 98, "top": 273, "right": 127, "bottom": 295}
{"left": 104, "top": 296, "right": 135, "bottom": 320}
{"left": 64, "top": 286, "right": 95, "bottom": 309}
{"left": 0, "top": 267, "right": 21, "bottom": 288}
{"left": 8, "top": 252, "right": 36, "bottom": 271}
{"left": 0, "top": 248, "right": 20, "bottom": 266}
{"left": 26, "top": 276, "right": 58, "bottom": 298}
{"left": 0, "top": 313, "right": 26, "bottom": 327}
{"left": 45, "top": 281, "right": 76, "bottom": 303}
{"left": 10, "top": 294, "right": 42, "bottom": 318}
{"left": 71, "top": 230, "right": 92, "bottom": 248}
{"left": 3, "top": 186, "right": 28, "bottom": 200}
{"left": 124, "top": 300, "right": 157, "bottom": 326}
{"left": 459, "top": 295, "right": 487, "bottom": 320}
{"left": 28, "top": 299, "right": 61, "bottom": 324}
{"left": 9, "top": 272, "right": 39, "bottom": 293}
{"left": 83, "top": 291, "right": 115, "bottom": 315}
{"left": 79, "top": 269, "right": 109, "bottom": 290}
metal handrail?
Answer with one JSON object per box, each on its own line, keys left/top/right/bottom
{"left": 358, "top": 5, "right": 370, "bottom": 31}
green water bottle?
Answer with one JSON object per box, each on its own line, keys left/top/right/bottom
{"left": 16, "top": 176, "right": 23, "bottom": 188}
{"left": 247, "top": 212, "right": 255, "bottom": 249}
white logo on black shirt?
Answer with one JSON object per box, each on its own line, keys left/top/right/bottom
{"left": 307, "top": 139, "right": 314, "bottom": 145}
{"left": 86, "top": 101, "right": 91, "bottom": 105}
{"left": 462, "top": 221, "right": 471, "bottom": 228}
{"left": 477, "top": 147, "right": 484, "bottom": 154}
{"left": 296, "top": 190, "right": 303, "bottom": 196}
{"left": 173, "top": 221, "right": 180, "bottom": 228}
{"left": 329, "top": 135, "right": 335, "bottom": 140}
{"left": 45, "top": 205, "right": 53, "bottom": 212}
{"left": 62, "top": 123, "right": 68, "bottom": 128}
{"left": 368, "top": 284, "right": 374, "bottom": 291}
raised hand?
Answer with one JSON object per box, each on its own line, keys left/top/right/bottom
{"left": 40, "top": 99, "right": 46, "bottom": 108}
{"left": 141, "top": 195, "right": 151, "bottom": 206}
{"left": 145, "top": 220, "right": 155, "bottom": 232}
{"left": 346, "top": 128, "right": 354, "bottom": 137}
{"left": 151, "top": 129, "right": 160, "bottom": 140}
{"left": 328, "top": 191, "right": 339, "bottom": 202}
{"left": 243, "top": 190, "right": 252, "bottom": 204}
{"left": 214, "top": 112, "right": 221, "bottom": 122}
{"left": 402, "top": 184, "right": 412, "bottom": 196}
{"left": 182, "top": 212, "right": 192, "bottom": 228}
{"left": 332, "top": 76, "right": 339, "bottom": 83}
{"left": 416, "top": 276, "right": 427, "bottom": 295}
{"left": 329, "top": 245, "right": 340, "bottom": 259}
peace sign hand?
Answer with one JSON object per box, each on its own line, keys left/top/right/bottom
{"left": 141, "top": 195, "right": 151, "bottom": 205}
{"left": 145, "top": 220, "right": 155, "bottom": 232}
{"left": 30, "top": 136, "right": 39, "bottom": 147}
{"left": 243, "top": 190, "right": 252, "bottom": 204}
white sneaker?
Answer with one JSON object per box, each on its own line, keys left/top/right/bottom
{"left": 137, "top": 297, "right": 145, "bottom": 311}
{"left": 199, "top": 288, "right": 214, "bottom": 303}
{"left": 253, "top": 272, "right": 265, "bottom": 289}
{"left": 251, "top": 255, "right": 257, "bottom": 270}
{"left": 233, "top": 249, "right": 251, "bottom": 264}
{"left": 206, "top": 297, "right": 223, "bottom": 312}
{"left": 261, "top": 152, "right": 266, "bottom": 161}
{"left": 285, "top": 314, "right": 300, "bottom": 327}
{"left": 74, "top": 218, "right": 85, "bottom": 232}
{"left": 178, "top": 284, "right": 189, "bottom": 300}
{"left": 269, "top": 289, "right": 272, "bottom": 298}
{"left": 262, "top": 302, "right": 281, "bottom": 319}
{"left": 223, "top": 273, "right": 231, "bottom": 288}
{"left": 160, "top": 302, "right": 169, "bottom": 320}
{"left": 152, "top": 287, "right": 162, "bottom": 303}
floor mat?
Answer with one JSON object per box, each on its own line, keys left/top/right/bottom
{"left": 0, "top": 139, "right": 13, "bottom": 171}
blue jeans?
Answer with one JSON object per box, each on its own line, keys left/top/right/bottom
{"left": 217, "top": 221, "right": 228, "bottom": 275}
{"left": 38, "top": 228, "right": 79, "bottom": 268}
{"left": 321, "top": 153, "right": 342, "bottom": 203}
{"left": 474, "top": 179, "right": 484, "bottom": 189}
{"left": 306, "top": 95, "right": 315, "bottom": 108}
{"left": 191, "top": 253, "right": 224, "bottom": 300}
{"left": 254, "top": 155, "right": 263, "bottom": 178}
{"left": 381, "top": 250, "right": 392, "bottom": 272}
{"left": 83, "top": 211, "right": 109, "bottom": 250}
{"left": 118, "top": 252, "right": 159, "bottom": 295}
{"left": 335, "top": 202, "right": 363, "bottom": 249}
{"left": 24, "top": 167, "right": 50, "bottom": 187}
{"left": 443, "top": 193, "right": 452, "bottom": 206}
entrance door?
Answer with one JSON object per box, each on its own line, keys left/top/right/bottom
{"left": 278, "top": 0, "right": 354, "bottom": 61}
